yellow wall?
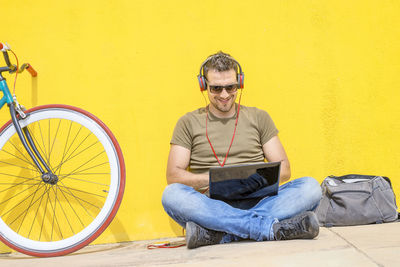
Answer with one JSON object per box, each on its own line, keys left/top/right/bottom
{"left": 1, "top": 0, "right": 400, "bottom": 253}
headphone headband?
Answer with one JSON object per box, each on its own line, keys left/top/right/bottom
{"left": 197, "top": 55, "right": 245, "bottom": 91}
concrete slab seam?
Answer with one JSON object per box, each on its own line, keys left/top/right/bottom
{"left": 327, "top": 228, "right": 383, "bottom": 267}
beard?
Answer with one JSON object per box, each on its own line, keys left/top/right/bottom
{"left": 211, "top": 96, "right": 236, "bottom": 114}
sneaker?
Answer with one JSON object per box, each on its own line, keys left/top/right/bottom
{"left": 186, "top": 221, "right": 224, "bottom": 249}
{"left": 273, "top": 211, "right": 319, "bottom": 240}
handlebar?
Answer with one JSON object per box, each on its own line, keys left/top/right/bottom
{"left": 0, "top": 42, "right": 37, "bottom": 77}
{"left": 19, "top": 63, "right": 37, "bottom": 77}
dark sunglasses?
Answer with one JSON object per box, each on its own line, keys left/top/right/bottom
{"left": 208, "top": 83, "right": 239, "bottom": 94}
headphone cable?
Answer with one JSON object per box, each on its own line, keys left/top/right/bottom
{"left": 205, "top": 89, "right": 242, "bottom": 167}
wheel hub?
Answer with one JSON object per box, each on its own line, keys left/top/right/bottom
{"left": 41, "top": 172, "right": 59, "bottom": 185}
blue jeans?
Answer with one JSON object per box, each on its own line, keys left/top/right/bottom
{"left": 162, "top": 176, "right": 321, "bottom": 242}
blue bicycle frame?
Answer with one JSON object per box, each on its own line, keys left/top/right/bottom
{"left": 0, "top": 51, "right": 56, "bottom": 183}
{"left": 0, "top": 79, "right": 13, "bottom": 108}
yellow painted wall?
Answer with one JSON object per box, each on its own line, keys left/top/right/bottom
{"left": 1, "top": 0, "right": 400, "bottom": 253}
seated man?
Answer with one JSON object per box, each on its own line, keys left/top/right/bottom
{"left": 162, "top": 51, "right": 322, "bottom": 249}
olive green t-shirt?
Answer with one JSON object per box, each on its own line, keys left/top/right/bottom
{"left": 171, "top": 105, "right": 279, "bottom": 173}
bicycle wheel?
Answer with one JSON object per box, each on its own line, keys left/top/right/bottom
{"left": 0, "top": 104, "right": 125, "bottom": 257}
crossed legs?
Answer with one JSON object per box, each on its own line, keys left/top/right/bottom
{"left": 162, "top": 176, "right": 321, "bottom": 242}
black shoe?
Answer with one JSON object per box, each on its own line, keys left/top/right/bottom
{"left": 186, "top": 221, "right": 224, "bottom": 249}
{"left": 273, "top": 211, "right": 319, "bottom": 240}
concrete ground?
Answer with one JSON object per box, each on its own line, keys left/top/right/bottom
{"left": 0, "top": 222, "right": 399, "bottom": 267}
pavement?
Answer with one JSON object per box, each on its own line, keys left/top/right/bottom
{"left": 0, "top": 222, "right": 399, "bottom": 267}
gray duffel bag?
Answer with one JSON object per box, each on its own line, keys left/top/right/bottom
{"left": 315, "top": 175, "right": 399, "bottom": 227}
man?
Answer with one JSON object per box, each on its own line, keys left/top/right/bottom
{"left": 162, "top": 51, "right": 321, "bottom": 249}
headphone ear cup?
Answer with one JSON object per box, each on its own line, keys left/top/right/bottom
{"left": 238, "top": 73, "right": 244, "bottom": 89}
{"left": 198, "top": 75, "right": 207, "bottom": 91}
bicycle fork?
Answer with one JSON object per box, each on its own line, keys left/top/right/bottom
{"left": 9, "top": 103, "right": 59, "bottom": 185}
{"left": 0, "top": 50, "right": 55, "bottom": 184}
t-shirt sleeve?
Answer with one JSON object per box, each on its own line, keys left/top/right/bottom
{"left": 257, "top": 109, "right": 279, "bottom": 145}
{"left": 170, "top": 115, "right": 192, "bottom": 150}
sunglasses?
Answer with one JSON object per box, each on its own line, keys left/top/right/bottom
{"left": 208, "top": 83, "right": 239, "bottom": 94}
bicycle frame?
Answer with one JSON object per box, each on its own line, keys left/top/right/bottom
{"left": 0, "top": 55, "right": 53, "bottom": 178}
{"left": 0, "top": 79, "right": 13, "bottom": 108}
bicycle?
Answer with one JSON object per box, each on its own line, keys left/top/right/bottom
{"left": 0, "top": 43, "right": 125, "bottom": 257}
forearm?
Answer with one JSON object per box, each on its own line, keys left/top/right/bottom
{"left": 262, "top": 136, "right": 291, "bottom": 184}
{"left": 279, "top": 159, "right": 291, "bottom": 184}
{"left": 166, "top": 168, "right": 209, "bottom": 189}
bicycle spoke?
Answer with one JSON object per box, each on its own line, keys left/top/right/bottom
{"left": 39, "top": 187, "right": 50, "bottom": 241}
{"left": 28, "top": 184, "right": 50, "bottom": 239}
{"left": 59, "top": 193, "right": 100, "bottom": 214}
{"left": 0, "top": 175, "right": 41, "bottom": 196}
{"left": 57, "top": 184, "right": 86, "bottom": 228}
{"left": 57, "top": 121, "right": 73, "bottom": 176}
{"left": 58, "top": 161, "right": 109, "bottom": 181}
{"left": 28, "top": 125, "right": 54, "bottom": 172}
{"left": 55, "top": 186, "right": 74, "bottom": 236}
{"left": 51, "top": 187, "right": 64, "bottom": 239}
{"left": 1, "top": 148, "right": 38, "bottom": 171}
{"left": 38, "top": 121, "right": 49, "bottom": 164}
{"left": 0, "top": 172, "right": 41, "bottom": 181}
{"left": 58, "top": 152, "right": 106, "bottom": 182}
{"left": 1, "top": 181, "right": 44, "bottom": 217}
{"left": 0, "top": 179, "right": 43, "bottom": 207}
{"left": 58, "top": 181, "right": 96, "bottom": 219}
{"left": 8, "top": 139, "right": 33, "bottom": 164}
{"left": 66, "top": 172, "right": 110, "bottom": 176}
{"left": 58, "top": 175, "right": 110, "bottom": 187}
{"left": 56, "top": 183, "right": 106, "bottom": 199}
{"left": 57, "top": 188, "right": 101, "bottom": 211}
{"left": 61, "top": 132, "right": 92, "bottom": 165}
{"left": 9, "top": 183, "right": 47, "bottom": 231}
{"left": 45, "top": 188, "right": 64, "bottom": 241}
{"left": 47, "top": 119, "right": 50, "bottom": 165}
{"left": 49, "top": 119, "right": 62, "bottom": 162}
{"left": 0, "top": 183, "right": 39, "bottom": 185}
{"left": 49, "top": 186, "right": 61, "bottom": 241}
{"left": 53, "top": 139, "right": 99, "bottom": 174}
{"left": 58, "top": 125, "right": 83, "bottom": 170}
{"left": 0, "top": 160, "right": 38, "bottom": 172}
{"left": 49, "top": 188, "right": 64, "bottom": 241}
{"left": 16, "top": 183, "right": 41, "bottom": 234}
{"left": 59, "top": 161, "right": 110, "bottom": 176}
{"left": 8, "top": 139, "right": 40, "bottom": 170}
{"left": 54, "top": 125, "right": 85, "bottom": 176}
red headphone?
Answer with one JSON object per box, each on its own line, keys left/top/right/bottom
{"left": 197, "top": 56, "right": 244, "bottom": 91}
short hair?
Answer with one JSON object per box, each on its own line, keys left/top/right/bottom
{"left": 203, "top": 51, "right": 239, "bottom": 79}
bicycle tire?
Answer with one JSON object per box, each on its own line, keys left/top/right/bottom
{"left": 0, "top": 104, "right": 125, "bottom": 257}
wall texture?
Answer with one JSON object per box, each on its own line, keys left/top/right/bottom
{"left": 1, "top": 0, "right": 399, "bottom": 253}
